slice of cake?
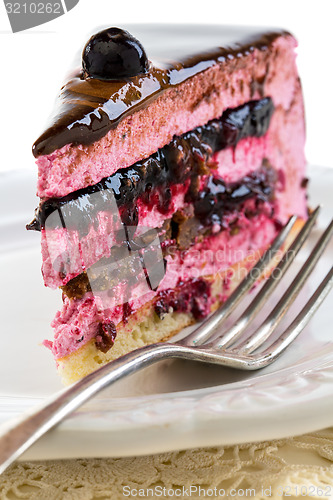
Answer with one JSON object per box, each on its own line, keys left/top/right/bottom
{"left": 28, "top": 25, "right": 307, "bottom": 384}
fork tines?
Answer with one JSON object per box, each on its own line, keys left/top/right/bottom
{"left": 179, "top": 206, "right": 333, "bottom": 369}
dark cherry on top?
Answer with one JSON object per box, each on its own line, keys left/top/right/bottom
{"left": 82, "top": 27, "right": 149, "bottom": 80}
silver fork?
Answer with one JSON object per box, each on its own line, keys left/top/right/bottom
{"left": 0, "top": 206, "right": 332, "bottom": 475}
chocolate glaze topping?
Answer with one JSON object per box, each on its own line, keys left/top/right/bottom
{"left": 32, "top": 24, "right": 287, "bottom": 157}
{"left": 28, "top": 97, "right": 274, "bottom": 234}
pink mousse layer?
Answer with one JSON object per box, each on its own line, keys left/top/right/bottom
{"left": 47, "top": 209, "right": 277, "bottom": 359}
{"left": 36, "top": 36, "right": 298, "bottom": 198}
{"left": 40, "top": 83, "right": 306, "bottom": 290}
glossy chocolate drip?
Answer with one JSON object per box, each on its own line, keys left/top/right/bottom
{"left": 32, "top": 25, "right": 287, "bottom": 157}
{"left": 28, "top": 97, "right": 274, "bottom": 234}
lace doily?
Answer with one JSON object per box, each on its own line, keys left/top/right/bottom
{"left": 0, "top": 428, "right": 332, "bottom": 499}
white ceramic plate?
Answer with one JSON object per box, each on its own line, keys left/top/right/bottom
{"left": 0, "top": 166, "right": 332, "bottom": 461}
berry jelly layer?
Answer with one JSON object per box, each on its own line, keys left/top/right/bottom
{"left": 31, "top": 97, "right": 274, "bottom": 233}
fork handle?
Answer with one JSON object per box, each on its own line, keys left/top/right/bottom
{"left": 0, "top": 343, "right": 183, "bottom": 474}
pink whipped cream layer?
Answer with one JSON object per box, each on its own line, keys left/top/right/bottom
{"left": 36, "top": 36, "right": 298, "bottom": 199}
{"left": 47, "top": 208, "right": 277, "bottom": 359}
{"left": 40, "top": 85, "right": 306, "bottom": 290}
